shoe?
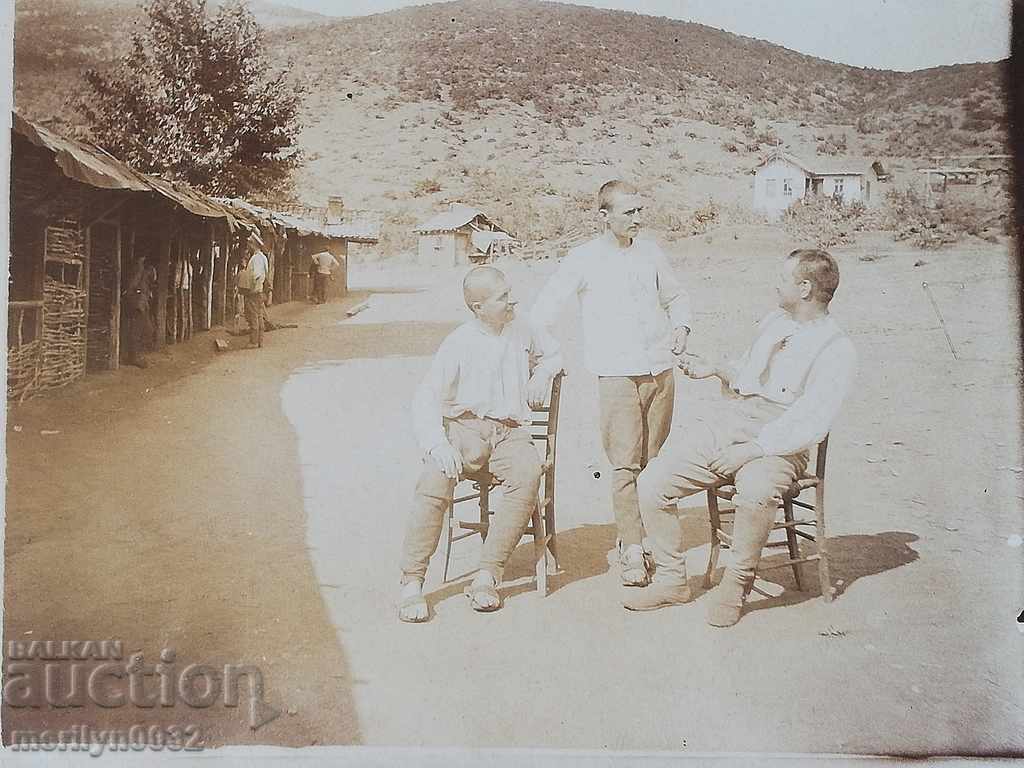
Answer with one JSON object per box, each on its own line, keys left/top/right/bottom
{"left": 623, "top": 576, "right": 693, "bottom": 611}
{"left": 705, "top": 569, "right": 753, "bottom": 627}
{"left": 620, "top": 543, "right": 654, "bottom": 586}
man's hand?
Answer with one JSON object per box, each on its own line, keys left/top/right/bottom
{"left": 671, "top": 326, "right": 690, "bottom": 355}
{"left": 709, "top": 442, "right": 764, "bottom": 477}
{"left": 527, "top": 372, "right": 552, "bottom": 409}
{"left": 677, "top": 352, "right": 718, "bottom": 380}
{"left": 429, "top": 441, "right": 464, "bottom": 479}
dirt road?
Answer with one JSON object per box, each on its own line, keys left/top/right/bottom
{"left": 5, "top": 229, "right": 1023, "bottom": 754}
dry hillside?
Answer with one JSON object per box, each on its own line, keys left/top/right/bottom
{"left": 13, "top": 0, "right": 1011, "bottom": 252}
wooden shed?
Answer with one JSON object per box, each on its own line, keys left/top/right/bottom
{"left": 9, "top": 113, "right": 255, "bottom": 401}
{"left": 413, "top": 204, "right": 513, "bottom": 267}
{"left": 217, "top": 198, "right": 380, "bottom": 304}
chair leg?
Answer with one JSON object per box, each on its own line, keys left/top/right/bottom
{"left": 783, "top": 499, "right": 804, "bottom": 591}
{"left": 478, "top": 481, "right": 490, "bottom": 542}
{"left": 543, "top": 468, "right": 558, "bottom": 574}
{"left": 442, "top": 503, "right": 454, "bottom": 583}
{"left": 532, "top": 504, "right": 547, "bottom": 596}
{"left": 815, "top": 483, "right": 832, "bottom": 602}
{"left": 704, "top": 490, "right": 722, "bottom": 589}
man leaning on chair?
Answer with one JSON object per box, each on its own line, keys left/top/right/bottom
{"left": 626, "top": 247, "right": 857, "bottom": 627}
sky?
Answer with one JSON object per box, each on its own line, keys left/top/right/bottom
{"left": 278, "top": 0, "right": 1011, "bottom": 72}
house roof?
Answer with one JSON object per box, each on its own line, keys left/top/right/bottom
{"left": 414, "top": 204, "right": 498, "bottom": 234}
{"left": 13, "top": 113, "right": 248, "bottom": 228}
{"left": 471, "top": 230, "right": 513, "bottom": 252}
{"left": 756, "top": 151, "right": 864, "bottom": 178}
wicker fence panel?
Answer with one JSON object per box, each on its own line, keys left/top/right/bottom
{"left": 40, "top": 277, "right": 87, "bottom": 391}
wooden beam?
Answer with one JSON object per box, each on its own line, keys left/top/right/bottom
{"left": 82, "top": 194, "right": 131, "bottom": 231}
{"left": 108, "top": 216, "right": 122, "bottom": 370}
{"left": 82, "top": 224, "right": 91, "bottom": 361}
{"left": 215, "top": 226, "right": 229, "bottom": 326}
{"left": 155, "top": 226, "right": 171, "bottom": 351}
{"left": 202, "top": 222, "right": 214, "bottom": 330}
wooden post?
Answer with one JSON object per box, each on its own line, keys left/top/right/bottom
{"left": 216, "top": 226, "right": 230, "bottom": 326}
{"left": 108, "top": 215, "right": 122, "bottom": 370}
{"left": 202, "top": 223, "right": 214, "bottom": 330}
{"left": 155, "top": 226, "right": 171, "bottom": 350}
{"left": 82, "top": 224, "right": 91, "bottom": 359}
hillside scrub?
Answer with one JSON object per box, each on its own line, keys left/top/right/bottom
{"left": 882, "top": 184, "right": 1012, "bottom": 248}
{"left": 782, "top": 195, "right": 875, "bottom": 249}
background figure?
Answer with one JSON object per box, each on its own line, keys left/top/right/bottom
{"left": 238, "top": 232, "right": 269, "bottom": 348}
{"left": 123, "top": 256, "right": 155, "bottom": 368}
{"left": 311, "top": 249, "right": 339, "bottom": 304}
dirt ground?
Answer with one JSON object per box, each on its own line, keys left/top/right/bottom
{"left": 4, "top": 227, "right": 1023, "bottom": 756}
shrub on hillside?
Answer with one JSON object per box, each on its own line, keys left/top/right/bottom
{"left": 782, "top": 194, "right": 866, "bottom": 248}
{"left": 412, "top": 178, "right": 442, "bottom": 196}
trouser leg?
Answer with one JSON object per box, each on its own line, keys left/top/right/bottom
{"left": 705, "top": 453, "right": 806, "bottom": 626}
{"left": 477, "top": 427, "right": 542, "bottom": 581}
{"left": 598, "top": 376, "right": 646, "bottom": 547}
{"left": 398, "top": 420, "right": 490, "bottom": 584}
{"left": 728, "top": 455, "right": 806, "bottom": 576}
{"left": 636, "top": 421, "right": 722, "bottom": 581}
{"left": 639, "top": 368, "right": 676, "bottom": 464}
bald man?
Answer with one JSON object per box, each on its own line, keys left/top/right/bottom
{"left": 398, "top": 267, "right": 563, "bottom": 622}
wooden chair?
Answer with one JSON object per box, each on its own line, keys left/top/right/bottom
{"left": 704, "top": 436, "right": 833, "bottom": 601}
{"left": 442, "top": 371, "right": 565, "bottom": 596}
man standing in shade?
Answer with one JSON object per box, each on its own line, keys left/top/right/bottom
{"left": 310, "top": 249, "right": 339, "bottom": 305}
{"left": 238, "top": 231, "right": 269, "bottom": 348}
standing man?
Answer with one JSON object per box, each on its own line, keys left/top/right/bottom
{"left": 311, "top": 249, "right": 339, "bottom": 305}
{"left": 531, "top": 180, "right": 693, "bottom": 590}
{"left": 123, "top": 255, "right": 155, "bottom": 368}
{"left": 628, "top": 249, "right": 857, "bottom": 626}
{"left": 239, "top": 231, "right": 269, "bottom": 348}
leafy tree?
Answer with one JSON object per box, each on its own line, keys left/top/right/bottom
{"left": 76, "top": 0, "right": 302, "bottom": 196}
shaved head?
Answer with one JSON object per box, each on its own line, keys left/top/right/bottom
{"left": 463, "top": 266, "right": 507, "bottom": 308}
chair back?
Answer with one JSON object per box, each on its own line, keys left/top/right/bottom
{"left": 812, "top": 435, "right": 830, "bottom": 481}
{"left": 529, "top": 371, "right": 566, "bottom": 463}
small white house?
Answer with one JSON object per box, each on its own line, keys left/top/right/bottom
{"left": 413, "top": 203, "right": 514, "bottom": 267}
{"left": 752, "top": 152, "right": 866, "bottom": 217}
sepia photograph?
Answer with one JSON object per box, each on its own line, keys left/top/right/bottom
{"left": 1, "top": 0, "right": 1021, "bottom": 763}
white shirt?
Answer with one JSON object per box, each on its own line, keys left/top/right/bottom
{"left": 411, "top": 317, "right": 563, "bottom": 454}
{"left": 530, "top": 235, "right": 692, "bottom": 377}
{"left": 241, "top": 250, "right": 269, "bottom": 293}
{"left": 312, "top": 251, "right": 338, "bottom": 275}
{"left": 728, "top": 309, "right": 857, "bottom": 456}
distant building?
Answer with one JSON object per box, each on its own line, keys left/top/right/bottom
{"left": 752, "top": 152, "right": 866, "bottom": 217}
{"left": 413, "top": 204, "right": 514, "bottom": 267}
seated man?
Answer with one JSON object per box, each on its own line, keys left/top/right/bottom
{"left": 626, "top": 249, "right": 857, "bottom": 627}
{"left": 398, "top": 266, "right": 562, "bottom": 623}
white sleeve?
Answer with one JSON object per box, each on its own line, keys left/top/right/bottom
{"left": 529, "top": 254, "right": 584, "bottom": 331}
{"left": 653, "top": 246, "right": 692, "bottom": 330}
{"left": 411, "top": 338, "right": 460, "bottom": 455}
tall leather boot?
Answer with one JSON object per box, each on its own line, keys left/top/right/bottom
{"left": 705, "top": 502, "right": 775, "bottom": 627}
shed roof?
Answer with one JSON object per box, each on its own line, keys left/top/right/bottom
{"left": 14, "top": 112, "right": 248, "bottom": 229}
{"left": 413, "top": 204, "right": 499, "bottom": 234}
{"left": 216, "top": 198, "right": 380, "bottom": 243}
{"left": 471, "top": 230, "right": 513, "bottom": 252}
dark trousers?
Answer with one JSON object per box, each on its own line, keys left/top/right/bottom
{"left": 126, "top": 307, "right": 152, "bottom": 363}
{"left": 243, "top": 292, "right": 265, "bottom": 346}
{"left": 314, "top": 273, "right": 328, "bottom": 304}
